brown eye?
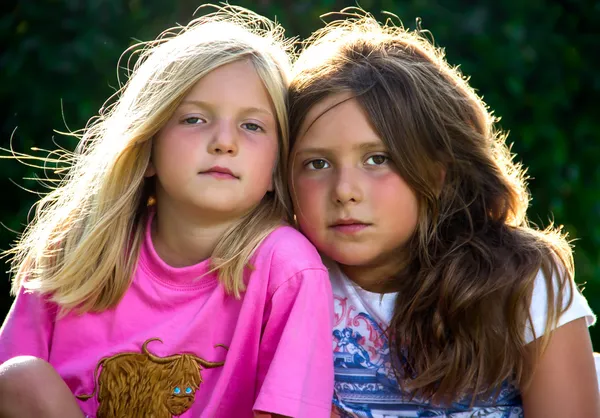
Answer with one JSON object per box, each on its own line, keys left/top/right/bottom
{"left": 306, "top": 159, "right": 330, "bottom": 170}
{"left": 366, "top": 155, "right": 388, "bottom": 166}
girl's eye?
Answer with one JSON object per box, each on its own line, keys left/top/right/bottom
{"left": 242, "top": 122, "right": 263, "bottom": 132}
{"left": 365, "top": 155, "right": 388, "bottom": 166}
{"left": 305, "top": 159, "right": 330, "bottom": 170}
{"left": 185, "top": 387, "right": 193, "bottom": 394}
{"left": 182, "top": 117, "right": 205, "bottom": 125}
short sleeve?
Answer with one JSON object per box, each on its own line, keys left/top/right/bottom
{"left": 253, "top": 268, "right": 334, "bottom": 417}
{"left": 0, "top": 286, "right": 56, "bottom": 363}
{"left": 525, "top": 268, "right": 596, "bottom": 344}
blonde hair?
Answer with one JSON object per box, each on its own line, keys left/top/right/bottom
{"left": 7, "top": 5, "right": 293, "bottom": 312}
{"left": 290, "top": 11, "right": 574, "bottom": 404}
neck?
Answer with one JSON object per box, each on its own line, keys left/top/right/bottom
{"left": 340, "top": 257, "right": 406, "bottom": 294}
{"left": 151, "top": 201, "right": 239, "bottom": 267}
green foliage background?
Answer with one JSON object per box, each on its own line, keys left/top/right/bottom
{"left": 1, "top": 0, "right": 599, "bottom": 348}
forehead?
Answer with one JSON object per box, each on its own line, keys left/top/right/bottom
{"left": 294, "top": 93, "right": 384, "bottom": 152}
{"left": 297, "top": 92, "right": 353, "bottom": 139}
{"left": 183, "top": 60, "right": 274, "bottom": 110}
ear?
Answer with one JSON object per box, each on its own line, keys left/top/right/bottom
{"left": 144, "top": 138, "right": 157, "bottom": 178}
{"left": 439, "top": 166, "right": 446, "bottom": 186}
{"left": 436, "top": 164, "right": 447, "bottom": 197}
{"left": 145, "top": 161, "right": 156, "bottom": 178}
{"left": 268, "top": 164, "right": 277, "bottom": 192}
{"left": 267, "top": 176, "right": 274, "bottom": 193}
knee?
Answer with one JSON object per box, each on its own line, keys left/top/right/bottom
{"left": 0, "top": 355, "right": 54, "bottom": 388}
{"left": 0, "top": 356, "right": 66, "bottom": 415}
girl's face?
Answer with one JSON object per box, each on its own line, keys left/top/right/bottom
{"left": 290, "top": 93, "right": 419, "bottom": 286}
{"left": 147, "top": 60, "right": 278, "bottom": 221}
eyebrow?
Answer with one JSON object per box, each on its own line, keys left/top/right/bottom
{"left": 180, "top": 100, "right": 274, "bottom": 118}
{"left": 295, "top": 141, "right": 385, "bottom": 157}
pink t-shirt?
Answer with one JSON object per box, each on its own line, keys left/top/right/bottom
{"left": 0, "top": 223, "right": 334, "bottom": 417}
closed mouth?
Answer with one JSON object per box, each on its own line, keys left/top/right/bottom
{"left": 200, "top": 166, "right": 239, "bottom": 179}
{"left": 329, "top": 219, "right": 371, "bottom": 228}
{"left": 328, "top": 220, "right": 372, "bottom": 235}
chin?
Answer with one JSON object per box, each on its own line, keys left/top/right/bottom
{"left": 192, "top": 199, "right": 248, "bottom": 216}
{"left": 322, "top": 246, "right": 373, "bottom": 268}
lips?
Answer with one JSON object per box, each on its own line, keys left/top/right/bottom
{"left": 329, "top": 219, "right": 371, "bottom": 234}
{"left": 200, "top": 166, "right": 238, "bottom": 179}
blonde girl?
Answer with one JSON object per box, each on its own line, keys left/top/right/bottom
{"left": 0, "top": 6, "right": 333, "bottom": 418}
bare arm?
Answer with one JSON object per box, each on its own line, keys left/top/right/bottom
{"left": 521, "top": 317, "right": 600, "bottom": 417}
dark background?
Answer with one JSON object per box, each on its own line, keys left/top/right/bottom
{"left": 1, "top": 0, "right": 599, "bottom": 348}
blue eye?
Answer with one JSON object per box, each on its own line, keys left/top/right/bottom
{"left": 182, "top": 117, "right": 205, "bottom": 125}
{"left": 242, "top": 122, "right": 263, "bottom": 132}
{"left": 185, "top": 387, "right": 192, "bottom": 394}
{"left": 173, "top": 387, "right": 181, "bottom": 394}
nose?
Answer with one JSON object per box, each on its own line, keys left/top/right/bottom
{"left": 332, "top": 167, "right": 363, "bottom": 205}
{"left": 207, "top": 122, "right": 238, "bottom": 156}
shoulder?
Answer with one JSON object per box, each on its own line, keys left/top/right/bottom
{"left": 251, "top": 225, "right": 328, "bottom": 290}
{"left": 254, "top": 225, "right": 325, "bottom": 271}
{"left": 321, "top": 256, "right": 349, "bottom": 292}
{"left": 527, "top": 264, "right": 596, "bottom": 342}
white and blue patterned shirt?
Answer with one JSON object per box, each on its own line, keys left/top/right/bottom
{"left": 326, "top": 259, "right": 595, "bottom": 418}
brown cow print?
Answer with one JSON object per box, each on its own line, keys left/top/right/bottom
{"left": 77, "top": 338, "right": 227, "bottom": 417}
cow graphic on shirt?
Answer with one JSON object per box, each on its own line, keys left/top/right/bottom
{"left": 77, "top": 338, "right": 227, "bottom": 418}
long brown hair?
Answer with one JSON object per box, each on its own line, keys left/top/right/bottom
{"left": 289, "top": 11, "right": 575, "bottom": 404}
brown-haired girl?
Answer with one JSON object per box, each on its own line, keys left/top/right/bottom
{"left": 289, "top": 10, "right": 598, "bottom": 417}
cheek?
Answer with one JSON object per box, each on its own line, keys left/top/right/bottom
{"left": 154, "top": 136, "right": 194, "bottom": 168}
{"left": 372, "top": 173, "right": 419, "bottom": 225}
{"left": 249, "top": 138, "right": 278, "bottom": 181}
{"left": 291, "top": 176, "right": 326, "bottom": 223}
